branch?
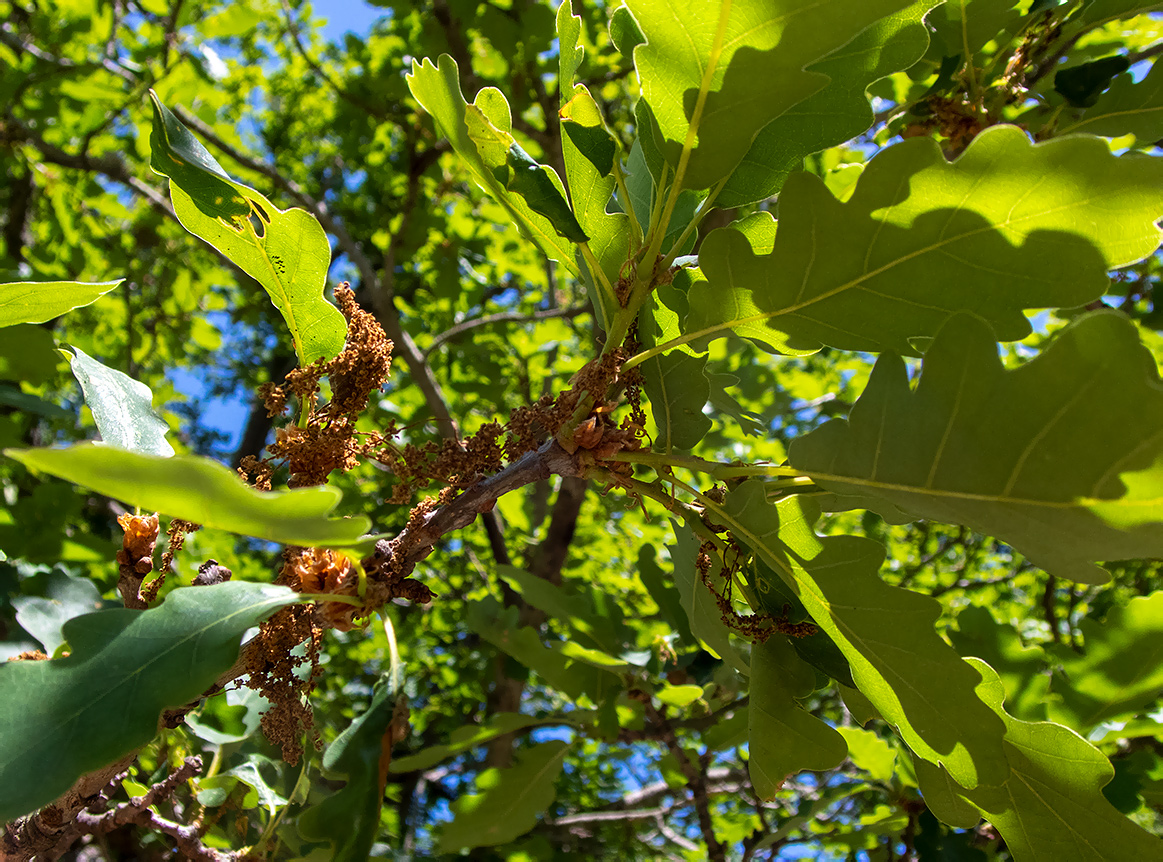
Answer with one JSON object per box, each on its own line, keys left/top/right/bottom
{"left": 424, "top": 306, "right": 587, "bottom": 358}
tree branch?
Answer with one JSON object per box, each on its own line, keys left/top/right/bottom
{"left": 424, "top": 306, "right": 587, "bottom": 358}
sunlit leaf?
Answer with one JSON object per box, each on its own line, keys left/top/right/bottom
{"left": 624, "top": 0, "right": 913, "bottom": 190}
{"left": 791, "top": 312, "right": 1163, "bottom": 584}
{"left": 0, "top": 582, "right": 301, "bottom": 821}
{"left": 438, "top": 740, "right": 570, "bottom": 851}
{"left": 689, "top": 126, "right": 1163, "bottom": 355}
{"left": 917, "top": 660, "right": 1162, "bottom": 860}
{"left": 391, "top": 713, "right": 565, "bottom": 774}
{"left": 4, "top": 443, "right": 370, "bottom": 546}
{"left": 67, "top": 347, "right": 174, "bottom": 457}
{"left": 0, "top": 280, "right": 121, "bottom": 329}
{"left": 148, "top": 93, "right": 345, "bottom": 365}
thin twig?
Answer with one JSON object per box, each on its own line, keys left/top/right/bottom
{"left": 424, "top": 306, "right": 587, "bottom": 358}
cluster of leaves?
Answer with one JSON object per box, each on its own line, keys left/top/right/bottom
{"left": 2, "top": 0, "right": 1163, "bottom": 860}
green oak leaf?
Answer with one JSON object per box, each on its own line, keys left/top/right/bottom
{"left": 67, "top": 347, "right": 174, "bottom": 457}
{"left": 498, "top": 565, "right": 626, "bottom": 655}
{"left": 641, "top": 352, "right": 711, "bottom": 452}
{"left": 11, "top": 568, "right": 113, "bottom": 655}
{"left": 391, "top": 713, "right": 566, "bottom": 774}
{"left": 928, "top": 0, "right": 1024, "bottom": 57}
{"left": 4, "top": 443, "right": 371, "bottom": 546}
{"left": 556, "top": 0, "right": 583, "bottom": 95}
{"left": 837, "top": 727, "right": 898, "bottom": 782}
{"left": 148, "top": 93, "right": 345, "bottom": 366}
{"left": 688, "top": 126, "right": 1163, "bottom": 355}
{"left": 637, "top": 543, "right": 694, "bottom": 642}
{"left": 949, "top": 606, "right": 1050, "bottom": 722}
{"left": 790, "top": 312, "right": 1163, "bottom": 584}
{"left": 0, "top": 324, "right": 61, "bottom": 384}
{"left": 1055, "top": 56, "right": 1131, "bottom": 108}
{"left": 714, "top": 484, "right": 1007, "bottom": 788}
{"left": 670, "top": 522, "right": 748, "bottom": 675}
{"left": 407, "top": 55, "right": 582, "bottom": 276}
{"left": 0, "top": 582, "right": 302, "bottom": 821}
{"left": 624, "top": 0, "right": 913, "bottom": 191}
{"left": 1059, "top": 60, "right": 1163, "bottom": 139}
{"left": 917, "top": 660, "right": 1163, "bottom": 861}
{"left": 298, "top": 677, "right": 399, "bottom": 862}
{"left": 1080, "top": 0, "right": 1163, "bottom": 24}
{"left": 438, "top": 740, "right": 570, "bottom": 852}
{"left": 0, "top": 280, "right": 122, "bottom": 329}
{"left": 748, "top": 635, "right": 847, "bottom": 799}
{"left": 1049, "top": 591, "right": 1163, "bottom": 732}
{"left": 719, "top": 0, "right": 939, "bottom": 206}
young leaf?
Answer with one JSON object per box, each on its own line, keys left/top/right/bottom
{"left": 641, "top": 352, "right": 712, "bottom": 452}
{"left": 1049, "top": 591, "right": 1163, "bottom": 732}
{"left": 1059, "top": 60, "right": 1163, "bottom": 139}
{"left": 718, "top": 0, "right": 939, "bottom": 206}
{"left": 748, "top": 635, "right": 847, "bottom": 799}
{"left": 836, "top": 727, "right": 898, "bottom": 782}
{"left": 790, "top": 312, "right": 1163, "bottom": 584}
{"left": 437, "top": 740, "right": 570, "bottom": 852}
{"left": 717, "top": 485, "right": 1008, "bottom": 788}
{"left": 4, "top": 443, "right": 371, "bottom": 546}
{"left": 624, "top": 0, "right": 913, "bottom": 190}
{"left": 917, "top": 660, "right": 1162, "bottom": 861}
{"left": 407, "top": 56, "right": 582, "bottom": 275}
{"left": 0, "top": 280, "right": 122, "bottom": 328}
{"left": 688, "top": 126, "right": 1163, "bottom": 355}
{"left": 297, "top": 677, "right": 399, "bottom": 862}
{"left": 67, "top": 347, "right": 174, "bottom": 457}
{"left": 0, "top": 582, "right": 302, "bottom": 822}
{"left": 148, "top": 93, "right": 345, "bottom": 366}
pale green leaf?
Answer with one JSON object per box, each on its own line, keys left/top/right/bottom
{"left": 391, "top": 713, "right": 565, "bottom": 774}
{"left": 1060, "top": 61, "right": 1163, "bottom": 139}
{"left": 624, "top": 0, "right": 913, "bottom": 190}
{"left": 4, "top": 443, "right": 370, "bottom": 546}
{"left": 837, "top": 727, "right": 898, "bottom": 782}
{"left": 298, "top": 677, "right": 398, "bottom": 862}
{"left": 716, "top": 485, "right": 1007, "bottom": 788}
{"left": 918, "top": 660, "right": 1162, "bottom": 861}
{"left": 928, "top": 0, "right": 1024, "bottom": 56}
{"left": 0, "top": 582, "right": 301, "bottom": 821}
{"left": 1050, "top": 591, "right": 1163, "bottom": 731}
{"left": 688, "top": 126, "right": 1163, "bottom": 355}
{"left": 11, "top": 568, "right": 111, "bottom": 655}
{"left": 556, "top": 0, "right": 583, "bottom": 95}
{"left": 749, "top": 635, "right": 847, "bottom": 799}
{"left": 68, "top": 347, "right": 174, "bottom": 457}
{"left": 719, "top": 0, "right": 939, "bottom": 206}
{"left": 790, "top": 312, "right": 1163, "bottom": 584}
{"left": 407, "top": 56, "right": 581, "bottom": 276}
{"left": 438, "top": 740, "right": 570, "bottom": 852}
{"left": 149, "top": 93, "right": 345, "bottom": 365}
{"left": 657, "top": 683, "right": 705, "bottom": 707}
{"left": 0, "top": 280, "right": 121, "bottom": 329}
{"left": 641, "top": 352, "right": 711, "bottom": 452}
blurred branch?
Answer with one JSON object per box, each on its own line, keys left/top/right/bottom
{"left": 424, "top": 306, "right": 587, "bottom": 358}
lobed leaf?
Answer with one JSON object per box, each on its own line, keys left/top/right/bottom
{"left": 5, "top": 443, "right": 370, "bottom": 546}
{"left": 0, "top": 280, "right": 121, "bottom": 329}
{"left": 149, "top": 93, "right": 345, "bottom": 366}
{"left": 917, "top": 660, "right": 1162, "bottom": 861}
{"left": 67, "top": 347, "right": 174, "bottom": 457}
{"left": 949, "top": 606, "right": 1050, "bottom": 722}
{"left": 748, "top": 635, "right": 847, "bottom": 799}
{"left": 790, "top": 312, "right": 1163, "bottom": 584}
{"left": 641, "top": 352, "right": 711, "bottom": 452}
{"left": 689, "top": 126, "right": 1163, "bottom": 355}
{"left": 1059, "top": 60, "right": 1163, "bottom": 139}
{"left": 716, "top": 484, "right": 1007, "bottom": 788}
{"left": 0, "top": 582, "right": 302, "bottom": 821}
{"left": 624, "top": 0, "right": 913, "bottom": 190}
{"left": 438, "top": 740, "right": 570, "bottom": 852}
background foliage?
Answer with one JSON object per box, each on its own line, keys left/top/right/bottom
{"left": 2, "top": 0, "right": 1163, "bottom": 859}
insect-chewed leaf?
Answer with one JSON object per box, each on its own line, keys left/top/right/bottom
{"left": 689, "top": 126, "right": 1163, "bottom": 355}
{"left": 0, "top": 582, "right": 302, "bottom": 822}
{"left": 624, "top": 0, "right": 913, "bottom": 190}
{"left": 790, "top": 312, "right": 1163, "bottom": 584}
{"left": 148, "top": 92, "right": 345, "bottom": 365}
{"left": 0, "top": 280, "right": 122, "bottom": 329}
{"left": 4, "top": 442, "right": 370, "bottom": 546}
{"left": 67, "top": 347, "right": 174, "bottom": 457}
{"left": 915, "top": 659, "right": 1162, "bottom": 862}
